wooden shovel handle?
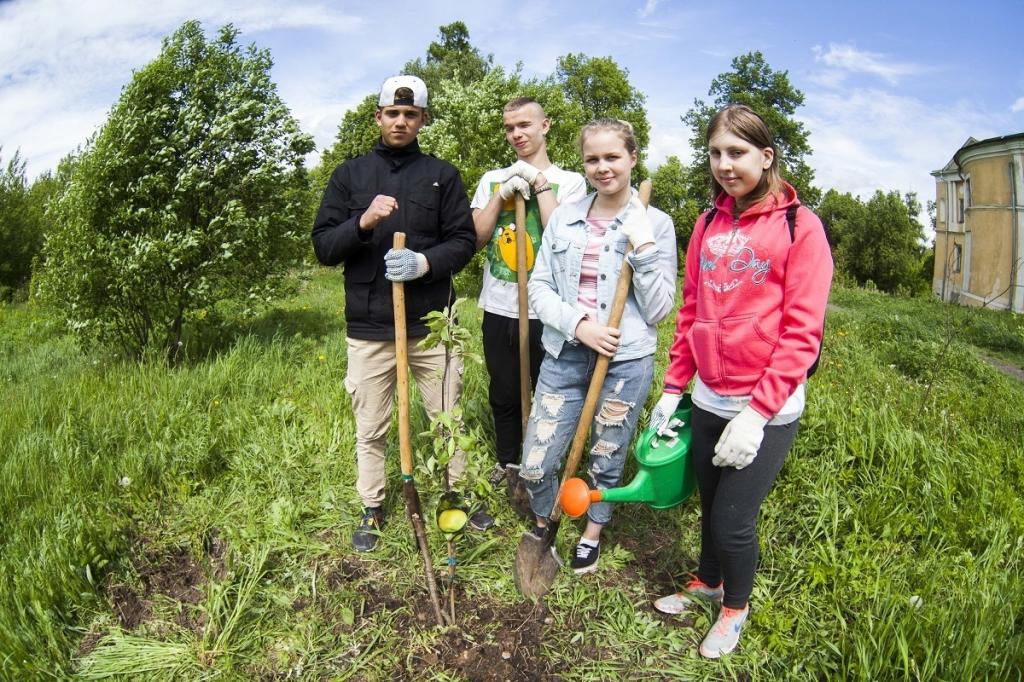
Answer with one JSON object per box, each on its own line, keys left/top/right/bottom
{"left": 549, "top": 179, "right": 652, "bottom": 523}
{"left": 515, "top": 194, "right": 531, "bottom": 434}
{"left": 392, "top": 232, "right": 415, "bottom": 478}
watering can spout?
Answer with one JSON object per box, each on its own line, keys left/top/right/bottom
{"left": 599, "top": 468, "right": 656, "bottom": 505}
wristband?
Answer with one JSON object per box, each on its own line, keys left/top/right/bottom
{"left": 534, "top": 185, "right": 552, "bottom": 195}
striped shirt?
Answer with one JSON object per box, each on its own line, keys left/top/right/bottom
{"left": 577, "top": 217, "right": 613, "bottom": 316}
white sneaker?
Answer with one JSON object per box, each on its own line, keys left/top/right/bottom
{"left": 653, "top": 578, "right": 724, "bottom": 614}
{"left": 699, "top": 605, "right": 749, "bottom": 659}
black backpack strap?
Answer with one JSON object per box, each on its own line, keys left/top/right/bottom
{"left": 704, "top": 207, "right": 718, "bottom": 229}
{"left": 785, "top": 204, "right": 799, "bottom": 241}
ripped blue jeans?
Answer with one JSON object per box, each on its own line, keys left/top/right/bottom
{"left": 518, "top": 344, "right": 655, "bottom": 525}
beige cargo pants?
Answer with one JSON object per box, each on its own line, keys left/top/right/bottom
{"left": 345, "top": 336, "right": 466, "bottom": 507}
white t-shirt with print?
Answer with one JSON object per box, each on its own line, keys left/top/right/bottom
{"left": 470, "top": 165, "right": 587, "bottom": 318}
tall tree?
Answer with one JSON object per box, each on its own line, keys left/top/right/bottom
{"left": 37, "top": 21, "right": 313, "bottom": 362}
{"left": 839, "top": 190, "right": 926, "bottom": 293}
{"left": 650, "top": 156, "right": 701, "bottom": 250}
{"left": 403, "top": 21, "right": 493, "bottom": 91}
{"left": 683, "top": 51, "right": 819, "bottom": 209}
{"left": 817, "top": 188, "right": 866, "bottom": 253}
{"left": 553, "top": 53, "right": 650, "bottom": 176}
{"left": 0, "top": 149, "right": 54, "bottom": 299}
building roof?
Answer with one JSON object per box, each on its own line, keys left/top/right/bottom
{"left": 932, "top": 132, "right": 1024, "bottom": 177}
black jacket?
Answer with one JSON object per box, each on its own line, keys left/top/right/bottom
{"left": 312, "top": 139, "right": 476, "bottom": 340}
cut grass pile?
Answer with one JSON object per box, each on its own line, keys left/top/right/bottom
{"left": 2, "top": 268, "right": 1023, "bottom": 680}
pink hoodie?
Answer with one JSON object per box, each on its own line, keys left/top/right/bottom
{"left": 664, "top": 183, "right": 833, "bottom": 418}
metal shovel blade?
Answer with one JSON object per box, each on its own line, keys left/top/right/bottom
{"left": 504, "top": 464, "right": 533, "bottom": 520}
{"left": 513, "top": 524, "right": 562, "bottom": 599}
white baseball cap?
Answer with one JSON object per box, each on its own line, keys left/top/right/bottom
{"left": 378, "top": 75, "right": 428, "bottom": 108}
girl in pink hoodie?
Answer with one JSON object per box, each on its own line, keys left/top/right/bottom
{"left": 648, "top": 104, "right": 833, "bottom": 658}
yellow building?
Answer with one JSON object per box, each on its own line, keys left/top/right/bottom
{"left": 932, "top": 132, "right": 1024, "bottom": 311}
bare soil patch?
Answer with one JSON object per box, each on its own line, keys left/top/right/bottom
{"left": 320, "top": 554, "right": 555, "bottom": 680}
{"left": 106, "top": 532, "right": 228, "bottom": 636}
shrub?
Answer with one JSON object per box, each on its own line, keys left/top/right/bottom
{"left": 37, "top": 21, "right": 313, "bottom": 363}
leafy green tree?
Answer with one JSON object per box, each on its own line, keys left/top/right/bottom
{"left": 817, "top": 188, "right": 866, "bottom": 253}
{"left": 650, "top": 156, "right": 701, "bottom": 250}
{"left": 418, "top": 67, "right": 524, "bottom": 193}
{"left": 553, "top": 53, "right": 649, "bottom": 176}
{"left": 838, "top": 190, "right": 926, "bottom": 294}
{"left": 0, "top": 149, "right": 38, "bottom": 298}
{"left": 37, "top": 21, "right": 313, "bottom": 363}
{"left": 403, "top": 21, "right": 493, "bottom": 91}
{"left": 683, "top": 51, "right": 819, "bottom": 208}
{"left": 0, "top": 149, "right": 59, "bottom": 300}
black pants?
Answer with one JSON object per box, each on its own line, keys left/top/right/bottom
{"left": 692, "top": 405, "right": 799, "bottom": 609}
{"left": 482, "top": 311, "right": 544, "bottom": 467}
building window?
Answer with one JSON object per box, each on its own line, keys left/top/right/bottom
{"left": 952, "top": 243, "right": 962, "bottom": 273}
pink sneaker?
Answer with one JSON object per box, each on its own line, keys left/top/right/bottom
{"left": 699, "top": 605, "right": 749, "bottom": 658}
{"left": 653, "top": 578, "right": 724, "bottom": 614}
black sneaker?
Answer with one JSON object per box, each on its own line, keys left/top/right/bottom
{"left": 570, "top": 540, "right": 600, "bottom": 574}
{"left": 469, "top": 506, "right": 495, "bottom": 531}
{"left": 352, "top": 507, "right": 384, "bottom": 552}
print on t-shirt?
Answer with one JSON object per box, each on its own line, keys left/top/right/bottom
{"left": 485, "top": 182, "right": 560, "bottom": 283}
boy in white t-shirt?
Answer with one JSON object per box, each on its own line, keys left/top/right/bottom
{"left": 470, "top": 98, "right": 587, "bottom": 511}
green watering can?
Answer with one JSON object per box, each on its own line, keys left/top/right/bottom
{"left": 559, "top": 395, "right": 696, "bottom": 518}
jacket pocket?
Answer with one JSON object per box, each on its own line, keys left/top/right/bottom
{"left": 549, "top": 238, "right": 571, "bottom": 273}
{"left": 348, "top": 193, "right": 373, "bottom": 215}
{"left": 344, "top": 253, "right": 377, "bottom": 283}
{"left": 689, "top": 318, "right": 720, "bottom": 382}
{"left": 405, "top": 189, "right": 439, "bottom": 237}
{"left": 720, "top": 314, "right": 775, "bottom": 381}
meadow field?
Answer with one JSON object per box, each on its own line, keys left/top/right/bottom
{"left": 2, "top": 267, "right": 1024, "bottom": 680}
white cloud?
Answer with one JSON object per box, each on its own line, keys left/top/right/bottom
{"left": 0, "top": 0, "right": 365, "bottom": 178}
{"left": 801, "top": 87, "right": 1005, "bottom": 236}
{"left": 1012, "top": 96, "right": 1024, "bottom": 113}
{"left": 811, "top": 43, "right": 926, "bottom": 87}
{"left": 638, "top": 0, "right": 660, "bottom": 19}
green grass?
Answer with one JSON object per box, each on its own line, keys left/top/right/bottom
{"left": 2, "top": 269, "right": 1023, "bottom": 680}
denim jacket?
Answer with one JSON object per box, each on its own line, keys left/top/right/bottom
{"left": 528, "top": 189, "right": 678, "bottom": 362}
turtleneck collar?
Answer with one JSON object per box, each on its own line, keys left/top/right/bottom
{"left": 373, "top": 137, "right": 422, "bottom": 170}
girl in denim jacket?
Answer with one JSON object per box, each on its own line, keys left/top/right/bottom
{"left": 517, "top": 119, "right": 677, "bottom": 574}
{"left": 650, "top": 105, "right": 833, "bottom": 658}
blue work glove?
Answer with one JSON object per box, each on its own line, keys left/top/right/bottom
{"left": 384, "top": 248, "right": 429, "bottom": 281}
{"left": 713, "top": 405, "right": 769, "bottom": 469}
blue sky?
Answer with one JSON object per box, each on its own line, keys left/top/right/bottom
{"left": 2, "top": 0, "right": 1022, "bottom": 224}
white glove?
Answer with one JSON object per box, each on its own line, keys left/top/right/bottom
{"left": 498, "top": 176, "right": 531, "bottom": 201}
{"left": 648, "top": 392, "right": 682, "bottom": 436}
{"left": 713, "top": 405, "right": 769, "bottom": 469}
{"left": 620, "top": 198, "right": 655, "bottom": 249}
{"left": 505, "top": 160, "right": 541, "bottom": 184}
{"left": 384, "top": 248, "right": 429, "bottom": 281}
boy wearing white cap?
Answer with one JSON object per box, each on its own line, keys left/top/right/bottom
{"left": 313, "top": 75, "right": 488, "bottom": 551}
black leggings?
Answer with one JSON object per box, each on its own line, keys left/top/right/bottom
{"left": 692, "top": 405, "right": 800, "bottom": 609}
{"left": 482, "top": 312, "right": 544, "bottom": 466}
